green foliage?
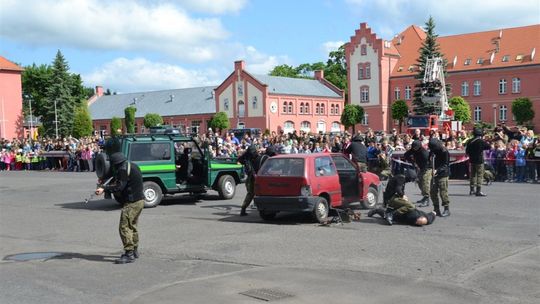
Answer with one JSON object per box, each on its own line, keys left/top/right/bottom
{"left": 391, "top": 100, "right": 409, "bottom": 133}
{"left": 512, "top": 97, "right": 534, "bottom": 125}
{"left": 209, "top": 112, "right": 230, "bottom": 133}
{"left": 110, "top": 117, "right": 122, "bottom": 136}
{"left": 474, "top": 121, "right": 493, "bottom": 130}
{"left": 341, "top": 104, "right": 364, "bottom": 133}
{"left": 448, "top": 96, "right": 471, "bottom": 123}
{"left": 22, "top": 63, "right": 52, "bottom": 118}
{"left": 269, "top": 65, "right": 299, "bottom": 78}
{"left": 124, "top": 106, "right": 136, "bottom": 134}
{"left": 412, "top": 16, "right": 448, "bottom": 115}
{"left": 143, "top": 113, "right": 164, "bottom": 128}
{"left": 72, "top": 105, "right": 93, "bottom": 138}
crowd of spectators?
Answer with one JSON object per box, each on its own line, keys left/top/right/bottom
{"left": 2, "top": 124, "right": 539, "bottom": 183}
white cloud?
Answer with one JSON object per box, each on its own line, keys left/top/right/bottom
{"left": 0, "top": 0, "right": 229, "bottom": 62}
{"left": 322, "top": 41, "right": 345, "bottom": 55}
{"left": 242, "top": 45, "right": 290, "bottom": 75}
{"left": 173, "top": 0, "right": 249, "bottom": 14}
{"left": 345, "top": 0, "right": 540, "bottom": 38}
{"left": 83, "top": 57, "right": 222, "bottom": 93}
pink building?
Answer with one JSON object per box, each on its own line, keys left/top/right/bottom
{"left": 346, "top": 23, "right": 540, "bottom": 132}
{"left": 0, "top": 56, "right": 24, "bottom": 139}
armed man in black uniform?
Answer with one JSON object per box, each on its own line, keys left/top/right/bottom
{"left": 95, "top": 152, "right": 144, "bottom": 264}
{"left": 345, "top": 134, "right": 368, "bottom": 172}
{"left": 238, "top": 145, "right": 277, "bottom": 216}
{"left": 465, "top": 127, "right": 491, "bottom": 196}
{"left": 404, "top": 140, "right": 431, "bottom": 207}
{"left": 428, "top": 138, "right": 451, "bottom": 217}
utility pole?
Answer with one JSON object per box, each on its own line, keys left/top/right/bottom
{"left": 54, "top": 99, "right": 59, "bottom": 139}
{"left": 28, "top": 95, "right": 34, "bottom": 141}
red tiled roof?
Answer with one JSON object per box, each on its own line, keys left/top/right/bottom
{"left": 0, "top": 56, "right": 24, "bottom": 72}
{"left": 391, "top": 24, "right": 540, "bottom": 77}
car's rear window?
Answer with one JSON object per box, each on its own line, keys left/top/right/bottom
{"left": 129, "top": 142, "right": 171, "bottom": 161}
{"left": 259, "top": 158, "right": 304, "bottom": 176}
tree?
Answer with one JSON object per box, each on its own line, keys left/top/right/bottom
{"left": 22, "top": 63, "right": 53, "bottom": 118}
{"left": 324, "top": 44, "right": 348, "bottom": 96}
{"left": 412, "top": 16, "right": 447, "bottom": 115}
{"left": 143, "top": 113, "right": 164, "bottom": 128}
{"left": 269, "top": 64, "right": 298, "bottom": 78}
{"left": 110, "top": 117, "right": 122, "bottom": 136}
{"left": 124, "top": 106, "right": 136, "bottom": 134}
{"left": 209, "top": 111, "right": 230, "bottom": 134}
{"left": 72, "top": 105, "right": 93, "bottom": 138}
{"left": 391, "top": 100, "right": 409, "bottom": 133}
{"left": 448, "top": 96, "right": 471, "bottom": 123}
{"left": 512, "top": 97, "right": 534, "bottom": 125}
{"left": 341, "top": 104, "right": 364, "bottom": 133}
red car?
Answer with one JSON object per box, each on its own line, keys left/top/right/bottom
{"left": 254, "top": 153, "right": 381, "bottom": 223}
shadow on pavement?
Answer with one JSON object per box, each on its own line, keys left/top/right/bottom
{"left": 50, "top": 252, "right": 119, "bottom": 263}
{"left": 56, "top": 199, "right": 120, "bottom": 211}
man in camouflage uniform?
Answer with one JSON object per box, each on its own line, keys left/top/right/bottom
{"left": 404, "top": 140, "right": 431, "bottom": 207}
{"left": 465, "top": 127, "right": 491, "bottom": 196}
{"left": 428, "top": 138, "right": 450, "bottom": 217}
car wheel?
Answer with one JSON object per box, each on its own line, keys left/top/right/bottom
{"left": 217, "top": 175, "right": 236, "bottom": 200}
{"left": 361, "top": 186, "right": 379, "bottom": 209}
{"left": 312, "top": 197, "right": 329, "bottom": 223}
{"left": 259, "top": 210, "right": 277, "bottom": 221}
{"left": 95, "top": 153, "right": 110, "bottom": 180}
{"left": 143, "top": 181, "right": 162, "bottom": 208}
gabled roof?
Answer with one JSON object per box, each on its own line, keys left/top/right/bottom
{"left": 0, "top": 56, "right": 24, "bottom": 72}
{"left": 89, "top": 86, "right": 216, "bottom": 120}
{"left": 391, "top": 24, "right": 540, "bottom": 76}
{"left": 251, "top": 74, "right": 342, "bottom": 98}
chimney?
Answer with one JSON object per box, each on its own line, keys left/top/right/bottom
{"left": 314, "top": 70, "right": 324, "bottom": 80}
{"left": 234, "top": 60, "right": 245, "bottom": 72}
{"left": 95, "top": 86, "right": 104, "bottom": 97}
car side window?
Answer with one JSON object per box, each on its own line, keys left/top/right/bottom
{"left": 332, "top": 155, "right": 355, "bottom": 171}
{"left": 130, "top": 142, "right": 171, "bottom": 161}
{"left": 315, "top": 156, "right": 336, "bottom": 176}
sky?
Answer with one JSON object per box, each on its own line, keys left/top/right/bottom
{"left": 1, "top": 0, "right": 539, "bottom": 94}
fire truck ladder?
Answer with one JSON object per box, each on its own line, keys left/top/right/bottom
{"left": 422, "top": 57, "right": 450, "bottom": 121}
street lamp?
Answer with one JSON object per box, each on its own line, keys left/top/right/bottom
{"left": 24, "top": 94, "right": 34, "bottom": 141}
{"left": 492, "top": 104, "right": 498, "bottom": 126}
{"left": 54, "top": 99, "right": 59, "bottom": 139}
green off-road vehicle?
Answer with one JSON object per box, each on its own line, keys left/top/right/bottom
{"left": 95, "top": 132, "right": 244, "bottom": 208}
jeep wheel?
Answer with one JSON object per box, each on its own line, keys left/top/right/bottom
{"left": 259, "top": 210, "right": 277, "bottom": 221}
{"left": 217, "top": 175, "right": 236, "bottom": 200}
{"left": 95, "top": 153, "right": 110, "bottom": 180}
{"left": 143, "top": 181, "right": 162, "bottom": 208}
{"left": 361, "top": 186, "right": 379, "bottom": 209}
{"left": 312, "top": 197, "right": 329, "bottom": 223}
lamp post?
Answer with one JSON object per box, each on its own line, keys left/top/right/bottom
{"left": 25, "top": 94, "right": 34, "bottom": 141}
{"left": 54, "top": 99, "right": 59, "bottom": 139}
{"left": 492, "top": 104, "right": 498, "bottom": 126}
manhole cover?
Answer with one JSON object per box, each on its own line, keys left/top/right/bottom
{"left": 4, "top": 252, "right": 64, "bottom": 261}
{"left": 240, "top": 288, "right": 293, "bottom": 301}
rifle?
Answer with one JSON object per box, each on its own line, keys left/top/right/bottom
{"left": 84, "top": 176, "right": 114, "bottom": 203}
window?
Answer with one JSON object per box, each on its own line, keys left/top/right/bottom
{"left": 252, "top": 96, "right": 258, "bottom": 109}
{"left": 224, "top": 98, "right": 229, "bottom": 111}
{"left": 315, "top": 156, "right": 337, "bottom": 177}
{"left": 288, "top": 102, "right": 293, "bottom": 114}
{"left": 259, "top": 158, "right": 304, "bottom": 177}
{"left": 464, "top": 58, "right": 471, "bottom": 65}
{"left": 191, "top": 120, "right": 201, "bottom": 134}
{"left": 315, "top": 103, "right": 320, "bottom": 114}
{"left": 397, "top": 66, "right": 403, "bottom": 72}
{"left": 394, "top": 87, "right": 400, "bottom": 100}
{"left": 282, "top": 102, "right": 287, "bottom": 113}
{"left": 515, "top": 54, "right": 523, "bottom": 61}
{"left": 360, "top": 86, "right": 369, "bottom": 103}
{"left": 461, "top": 82, "right": 469, "bottom": 96}
{"left": 408, "top": 65, "right": 415, "bottom": 72}
{"left": 512, "top": 77, "right": 521, "bottom": 93}
{"left": 357, "top": 62, "right": 371, "bottom": 79}
{"left": 502, "top": 55, "right": 509, "bottom": 62}
{"left": 335, "top": 104, "right": 339, "bottom": 115}
{"left": 129, "top": 142, "right": 171, "bottom": 162}
{"left": 283, "top": 121, "right": 295, "bottom": 133}
{"left": 238, "top": 100, "right": 245, "bottom": 117}
{"left": 300, "top": 102, "right": 304, "bottom": 114}
{"left": 474, "top": 106, "right": 482, "bottom": 122}
{"left": 320, "top": 103, "right": 325, "bottom": 115}
{"left": 317, "top": 121, "right": 326, "bottom": 133}
{"left": 365, "top": 63, "right": 371, "bottom": 79}
{"left": 332, "top": 155, "right": 355, "bottom": 170}
{"left": 358, "top": 64, "right": 364, "bottom": 80}
{"left": 330, "top": 104, "right": 335, "bottom": 115}
{"left": 361, "top": 44, "right": 367, "bottom": 55}
{"left": 499, "top": 105, "right": 507, "bottom": 122}
{"left": 237, "top": 83, "right": 243, "bottom": 96}
{"left": 300, "top": 121, "right": 311, "bottom": 132}
{"left": 473, "top": 80, "right": 481, "bottom": 96}
{"left": 477, "top": 58, "right": 484, "bottom": 64}
{"left": 405, "top": 86, "right": 411, "bottom": 100}
{"left": 499, "top": 79, "right": 507, "bottom": 94}
{"left": 305, "top": 102, "right": 310, "bottom": 114}
{"left": 331, "top": 122, "right": 341, "bottom": 132}
{"left": 361, "top": 113, "right": 369, "bottom": 125}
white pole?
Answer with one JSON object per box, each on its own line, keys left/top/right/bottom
{"left": 54, "top": 99, "right": 59, "bottom": 139}
{"left": 29, "top": 97, "right": 34, "bottom": 141}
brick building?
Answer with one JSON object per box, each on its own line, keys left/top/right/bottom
{"left": 346, "top": 23, "right": 540, "bottom": 132}
{"left": 0, "top": 56, "right": 23, "bottom": 139}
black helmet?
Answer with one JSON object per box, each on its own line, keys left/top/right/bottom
{"left": 473, "top": 127, "right": 483, "bottom": 137}
{"left": 247, "top": 145, "right": 257, "bottom": 155}
{"left": 404, "top": 168, "right": 417, "bottom": 183}
{"left": 428, "top": 138, "right": 443, "bottom": 152}
{"left": 265, "top": 146, "right": 277, "bottom": 156}
{"left": 109, "top": 152, "right": 126, "bottom": 165}
{"left": 411, "top": 140, "right": 422, "bottom": 150}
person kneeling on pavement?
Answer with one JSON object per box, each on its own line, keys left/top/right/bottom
{"left": 368, "top": 168, "right": 435, "bottom": 226}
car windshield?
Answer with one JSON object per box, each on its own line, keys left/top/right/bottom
{"left": 259, "top": 158, "right": 304, "bottom": 176}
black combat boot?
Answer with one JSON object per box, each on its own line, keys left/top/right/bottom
{"left": 434, "top": 206, "right": 442, "bottom": 217}
{"left": 115, "top": 250, "right": 135, "bottom": 264}
{"left": 384, "top": 209, "right": 394, "bottom": 225}
{"left": 475, "top": 187, "right": 487, "bottom": 197}
{"left": 469, "top": 186, "right": 475, "bottom": 195}
{"left": 367, "top": 208, "right": 385, "bottom": 218}
{"left": 133, "top": 247, "right": 139, "bottom": 259}
{"left": 240, "top": 208, "right": 248, "bottom": 216}
{"left": 441, "top": 206, "right": 450, "bottom": 217}
{"left": 415, "top": 197, "right": 430, "bottom": 207}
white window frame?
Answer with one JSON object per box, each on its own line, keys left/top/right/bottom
{"left": 461, "top": 81, "right": 469, "bottom": 96}
{"left": 473, "top": 80, "right": 481, "bottom": 96}
{"left": 238, "top": 100, "right": 245, "bottom": 117}
{"left": 394, "top": 87, "right": 400, "bottom": 100}
{"left": 361, "top": 113, "right": 369, "bottom": 125}
{"left": 405, "top": 86, "right": 411, "bottom": 100}
{"left": 499, "top": 79, "right": 507, "bottom": 94}
{"left": 474, "top": 106, "right": 482, "bottom": 122}
{"left": 360, "top": 86, "right": 369, "bottom": 103}
{"left": 499, "top": 105, "right": 507, "bottom": 122}
{"left": 300, "top": 121, "right": 311, "bottom": 132}
{"left": 512, "top": 77, "right": 521, "bottom": 93}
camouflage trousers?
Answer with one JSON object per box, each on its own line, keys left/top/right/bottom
{"left": 356, "top": 162, "right": 367, "bottom": 173}
{"left": 388, "top": 195, "right": 416, "bottom": 215}
{"left": 241, "top": 174, "right": 255, "bottom": 209}
{"left": 119, "top": 199, "right": 144, "bottom": 251}
{"left": 417, "top": 169, "right": 433, "bottom": 198}
{"left": 430, "top": 176, "right": 450, "bottom": 208}
{"left": 470, "top": 163, "right": 484, "bottom": 188}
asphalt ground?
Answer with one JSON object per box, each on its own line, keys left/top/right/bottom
{"left": 0, "top": 171, "right": 538, "bottom": 304}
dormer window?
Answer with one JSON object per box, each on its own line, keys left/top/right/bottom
{"left": 408, "top": 65, "right": 415, "bottom": 72}
{"left": 502, "top": 55, "right": 509, "bottom": 62}
{"left": 477, "top": 58, "right": 484, "bottom": 64}
{"left": 515, "top": 54, "right": 523, "bottom": 61}
{"left": 464, "top": 58, "right": 471, "bottom": 65}
{"left": 397, "top": 66, "right": 403, "bottom": 72}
